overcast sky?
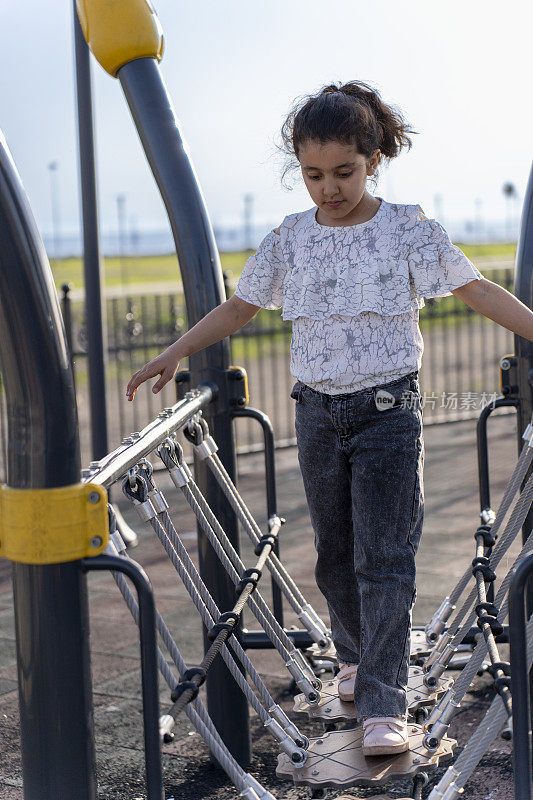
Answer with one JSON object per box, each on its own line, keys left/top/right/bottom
{"left": 1, "top": 0, "right": 532, "bottom": 240}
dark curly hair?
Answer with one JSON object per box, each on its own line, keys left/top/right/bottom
{"left": 280, "top": 80, "right": 416, "bottom": 184}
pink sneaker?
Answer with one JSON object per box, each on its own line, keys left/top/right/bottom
{"left": 337, "top": 663, "right": 358, "bottom": 702}
{"left": 362, "top": 716, "right": 409, "bottom": 756}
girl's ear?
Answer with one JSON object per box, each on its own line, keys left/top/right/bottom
{"left": 367, "top": 149, "right": 381, "bottom": 176}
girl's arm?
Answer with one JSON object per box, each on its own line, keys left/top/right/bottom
{"left": 452, "top": 277, "right": 533, "bottom": 341}
{"left": 126, "top": 294, "right": 261, "bottom": 400}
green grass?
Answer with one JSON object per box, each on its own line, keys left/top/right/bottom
{"left": 459, "top": 242, "right": 516, "bottom": 259}
{"left": 50, "top": 243, "right": 515, "bottom": 291}
{"left": 50, "top": 251, "right": 251, "bottom": 291}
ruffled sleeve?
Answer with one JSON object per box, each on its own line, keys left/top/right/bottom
{"left": 409, "top": 207, "right": 484, "bottom": 301}
{"left": 234, "top": 230, "right": 288, "bottom": 310}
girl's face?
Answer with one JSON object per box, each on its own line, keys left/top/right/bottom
{"left": 299, "top": 140, "right": 380, "bottom": 225}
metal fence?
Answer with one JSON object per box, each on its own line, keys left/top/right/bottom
{"left": 0, "top": 263, "right": 515, "bottom": 481}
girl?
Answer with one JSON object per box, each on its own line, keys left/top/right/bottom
{"left": 126, "top": 81, "right": 533, "bottom": 757}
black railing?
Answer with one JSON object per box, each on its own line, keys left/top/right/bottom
{"left": 0, "top": 263, "right": 516, "bottom": 482}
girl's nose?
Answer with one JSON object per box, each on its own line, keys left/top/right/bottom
{"left": 323, "top": 177, "right": 339, "bottom": 198}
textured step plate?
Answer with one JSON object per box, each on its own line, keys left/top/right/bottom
{"left": 410, "top": 628, "right": 432, "bottom": 660}
{"left": 293, "top": 667, "right": 453, "bottom": 722}
{"left": 276, "top": 724, "right": 455, "bottom": 788}
{"left": 306, "top": 641, "right": 337, "bottom": 663}
{"left": 306, "top": 628, "right": 432, "bottom": 665}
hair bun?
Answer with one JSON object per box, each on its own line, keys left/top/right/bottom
{"left": 280, "top": 80, "right": 416, "bottom": 172}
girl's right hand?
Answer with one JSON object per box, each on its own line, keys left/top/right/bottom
{"left": 126, "top": 343, "right": 183, "bottom": 401}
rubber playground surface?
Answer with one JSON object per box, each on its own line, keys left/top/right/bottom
{"left": 0, "top": 411, "right": 519, "bottom": 799}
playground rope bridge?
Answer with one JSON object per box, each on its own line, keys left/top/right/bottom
{"left": 1, "top": 1, "right": 533, "bottom": 798}
{"left": 71, "top": 386, "right": 533, "bottom": 800}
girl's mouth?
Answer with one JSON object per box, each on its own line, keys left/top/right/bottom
{"left": 326, "top": 201, "right": 343, "bottom": 208}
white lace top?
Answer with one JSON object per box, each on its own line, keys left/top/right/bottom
{"left": 234, "top": 199, "right": 484, "bottom": 395}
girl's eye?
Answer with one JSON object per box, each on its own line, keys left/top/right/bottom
{"left": 339, "top": 172, "right": 353, "bottom": 179}
{"left": 308, "top": 175, "right": 321, "bottom": 181}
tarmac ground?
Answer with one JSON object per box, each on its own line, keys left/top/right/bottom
{"left": 0, "top": 408, "right": 522, "bottom": 799}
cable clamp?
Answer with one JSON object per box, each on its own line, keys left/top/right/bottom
{"left": 241, "top": 775, "right": 277, "bottom": 800}
{"left": 168, "top": 464, "right": 190, "bottom": 488}
{"left": 110, "top": 530, "right": 127, "bottom": 553}
{"left": 475, "top": 525, "right": 496, "bottom": 547}
{"left": 523, "top": 422, "right": 533, "bottom": 444}
{"left": 480, "top": 507, "right": 496, "bottom": 525}
{"left": 149, "top": 490, "right": 169, "bottom": 515}
{"left": 170, "top": 680, "right": 199, "bottom": 704}
{"left": 238, "top": 788, "right": 261, "bottom": 800}
{"left": 135, "top": 499, "right": 157, "bottom": 523}
{"left": 268, "top": 514, "right": 284, "bottom": 531}
{"left": 476, "top": 614, "right": 504, "bottom": 637}
{"left": 193, "top": 435, "right": 218, "bottom": 461}
{"left": 474, "top": 601, "right": 499, "bottom": 618}
{"left": 208, "top": 611, "right": 241, "bottom": 641}
{"left": 487, "top": 661, "right": 511, "bottom": 678}
{"left": 170, "top": 667, "right": 207, "bottom": 704}
{"left": 425, "top": 597, "right": 454, "bottom": 641}
{"left": 0, "top": 482, "right": 109, "bottom": 564}
{"left": 184, "top": 418, "right": 204, "bottom": 446}
{"left": 494, "top": 675, "right": 512, "bottom": 694}
{"left": 235, "top": 568, "right": 262, "bottom": 596}
{"left": 254, "top": 533, "right": 277, "bottom": 556}
{"left": 472, "top": 562, "right": 496, "bottom": 583}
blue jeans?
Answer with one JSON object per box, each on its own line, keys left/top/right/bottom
{"left": 290, "top": 371, "right": 424, "bottom": 718}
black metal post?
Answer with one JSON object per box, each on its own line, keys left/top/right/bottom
{"left": 82, "top": 554, "right": 163, "bottom": 800}
{"left": 73, "top": 3, "right": 109, "bottom": 460}
{"left": 0, "top": 135, "right": 97, "bottom": 798}
{"left": 513, "top": 162, "right": 533, "bottom": 737}
{"left": 117, "top": 57, "right": 250, "bottom": 765}
{"left": 476, "top": 398, "right": 519, "bottom": 515}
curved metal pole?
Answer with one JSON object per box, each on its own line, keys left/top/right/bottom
{"left": 512, "top": 163, "right": 533, "bottom": 735}
{"left": 117, "top": 57, "right": 250, "bottom": 765}
{"left": 514, "top": 163, "right": 533, "bottom": 448}
{"left": 0, "top": 134, "right": 96, "bottom": 798}
{"left": 509, "top": 554, "right": 533, "bottom": 800}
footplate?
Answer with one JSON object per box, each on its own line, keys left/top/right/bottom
{"left": 306, "top": 641, "right": 337, "bottom": 663}
{"left": 306, "top": 627, "right": 432, "bottom": 666}
{"left": 410, "top": 628, "right": 432, "bottom": 660}
{"left": 276, "top": 725, "right": 455, "bottom": 788}
{"left": 293, "top": 667, "right": 453, "bottom": 722}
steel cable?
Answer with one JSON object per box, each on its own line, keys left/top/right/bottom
{"left": 111, "top": 567, "right": 255, "bottom": 795}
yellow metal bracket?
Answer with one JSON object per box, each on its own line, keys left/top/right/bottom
{"left": 76, "top": 0, "right": 164, "bottom": 77}
{"left": 0, "top": 483, "right": 109, "bottom": 564}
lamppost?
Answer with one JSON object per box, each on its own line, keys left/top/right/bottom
{"left": 243, "top": 192, "right": 253, "bottom": 251}
{"left": 47, "top": 160, "right": 60, "bottom": 258}
{"left": 475, "top": 197, "right": 484, "bottom": 243}
{"left": 503, "top": 182, "right": 517, "bottom": 242}
{"left": 116, "top": 193, "right": 129, "bottom": 289}
{"left": 434, "top": 193, "right": 444, "bottom": 225}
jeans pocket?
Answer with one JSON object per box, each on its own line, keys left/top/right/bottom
{"left": 372, "top": 375, "right": 415, "bottom": 412}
